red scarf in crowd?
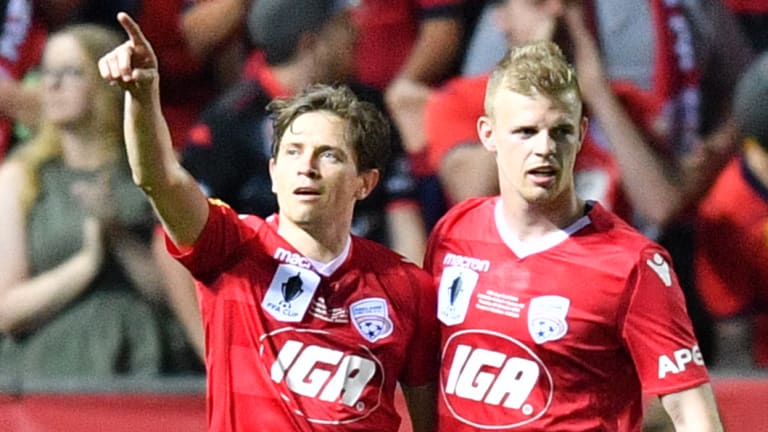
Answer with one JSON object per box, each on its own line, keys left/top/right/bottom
{"left": 723, "top": 0, "right": 768, "bottom": 13}
{"left": 596, "top": 0, "right": 702, "bottom": 158}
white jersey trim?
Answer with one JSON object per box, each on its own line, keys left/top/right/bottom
{"left": 494, "top": 200, "right": 592, "bottom": 258}
{"left": 306, "top": 235, "right": 352, "bottom": 277}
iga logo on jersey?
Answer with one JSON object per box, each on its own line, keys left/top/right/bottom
{"left": 441, "top": 330, "right": 553, "bottom": 429}
{"left": 260, "top": 328, "right": 385, "bottom": 424}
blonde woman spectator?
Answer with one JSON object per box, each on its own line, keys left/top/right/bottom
{"left": 0, "top": 24, "right": 166, "bottom": 379}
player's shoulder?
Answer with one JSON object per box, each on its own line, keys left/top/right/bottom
{"left": 207, "top": 203, "right": 273, "bottom": 238}
{"left": 586, "top": 202, "right": 664, "bottom": 256}
{"left": 351, "top": 236, "right": 429, "bottom": 278}
{"left": 433, "top": 196, "right": 496, "bottom": 234}
{"left": 351, "top": 235, "right": 418, "bottom": 267}
{"left": 238, "top": 212, "right": 268, "bottom": 231}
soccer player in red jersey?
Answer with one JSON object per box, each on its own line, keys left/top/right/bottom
{"left": 423, "top": 41, "right": 722, "bottom": 431}
{"left": 98, "top": 12, "right": 438, "bottom": 432}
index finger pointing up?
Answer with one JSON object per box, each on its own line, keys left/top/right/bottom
{"left": 117, "top": 12, "right": 148, "bottom": 48}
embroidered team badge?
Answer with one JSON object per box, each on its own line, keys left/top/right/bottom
{"left": 437, "top": 267, "right": 478, "bottom": 326}
{"left": 528, "top": 295, "right": 570, "bottom": 344}
{"left": 262, "top": 264, "right": 320, "bottom": 322}
{"left": 350, "top": 298, "right": 393, "bottom": 342}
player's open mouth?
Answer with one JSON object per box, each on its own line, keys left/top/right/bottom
{"left": 293, "top": 187, "right": 321, "bottom": 195}
{"left": 527, "top": 166, "right": 558, "bottom": 185}
{"left": 527, "top": 166, "right": 557, "bottom": 176}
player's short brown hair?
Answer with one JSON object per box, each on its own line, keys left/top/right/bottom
{"left": 267, "top": 84, "right": 391, "bottom": 172}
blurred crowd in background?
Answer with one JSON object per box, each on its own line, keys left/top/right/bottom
{"left": 0, "top": 0, "right": 767, "bottom": 384}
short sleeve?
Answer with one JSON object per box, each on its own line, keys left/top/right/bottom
{"left": 166, "top": 200, "right": 261, "bottom": 281}
{"left": 621, "top": 247, "right": 710, "bottom": 396}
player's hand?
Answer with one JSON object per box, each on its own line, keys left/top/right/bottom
{"left": 98, "top": 12, "right": 158, "bottom": 92}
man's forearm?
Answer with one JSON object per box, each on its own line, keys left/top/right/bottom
{"left": 660, "top": 383, "right": 723, "bottom": 432}
{"left": 396, "top": 18, "right": 462, "bottom": 84}
{"left": 585, "top": 88, "right": 683, "bottom": 226}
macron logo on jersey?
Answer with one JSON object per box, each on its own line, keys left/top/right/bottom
{"left": 646, "top": 253, "right": 672, "bottom": 287}
{"left": 658, "top": 345, "right": 704, "bottom": 379}
{"left": 443, "top": 253, "right": 491, "bottom": 272}
{"left": 274, "top": 247, "right": 313, "bottom": 269}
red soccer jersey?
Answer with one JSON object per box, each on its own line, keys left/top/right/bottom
{"left": 695, "top": 157, "right": 768, "bottom": 367}
{"left": 425, "top": 197, "right": 709, "bottom": 431}
{"left": 168, "top": 201, "right": 439, "bottom": 431}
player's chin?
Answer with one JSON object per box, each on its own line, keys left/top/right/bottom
{"left": 523, "top": 187, "right": 562, "bottom": 204}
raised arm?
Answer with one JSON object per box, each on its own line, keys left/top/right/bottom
{"left": 98, "top": 12, "right": 208, "bottom": 248}
{"left": 563, "top": 3, "right": 743, "bottom": 227}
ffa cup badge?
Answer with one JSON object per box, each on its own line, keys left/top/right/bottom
{"left": 437, "top": 267, "right": 478, "bottom": 326}
{"left": 263, "top": 264, "right": 320, "bottom": 322}
{"left": 350, "top": 298, "right": 393, "bottom": 342}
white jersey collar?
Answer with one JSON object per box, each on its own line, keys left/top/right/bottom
{"left": 494, "top": 199, "right": 592, "bottom": 258}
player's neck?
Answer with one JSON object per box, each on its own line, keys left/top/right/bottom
{"left": 277, "top": 217, "right": 350, "bottom": 264}
{"left": 500, "top": 194, "right": 585, "bottom": 243}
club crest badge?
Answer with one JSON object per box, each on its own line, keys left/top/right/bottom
{"left": 527, "top": 295, "right": 570, "bottom": 344}
{"left": 437, "top": 267, "right": 478, "bottom": 326}
{"left": 263, "top": 264, "right": 320, "bottom": 322}
{"left": 350, "top": 298, "right": 393, "bottom": 342}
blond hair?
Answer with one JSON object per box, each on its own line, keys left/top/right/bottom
{"left": 485, "top": 41, "right": 581, "bottom": 117}
{"left": 9, "top": 24, "right": 124, "bottom": 213}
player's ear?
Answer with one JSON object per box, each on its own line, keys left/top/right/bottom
{"left": 356, "top": 169, "right": 379, "bottom": 200}
{"left": 577, "top": 115, "right": 588, "bottom": 153}
{"left": 478, "top": 115, "right": 497, "bottom": 153}
{"left": 269, "top": 158, "right": 277, "bottom": 193}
